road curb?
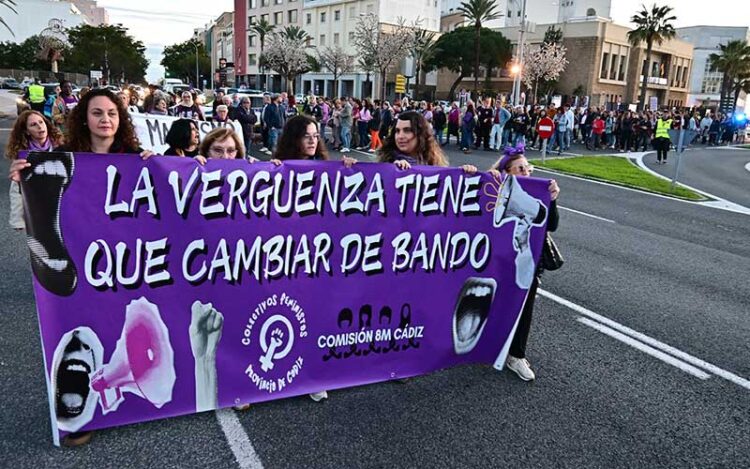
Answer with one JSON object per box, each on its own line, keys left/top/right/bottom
{"left": 632, "top": 151, "right": 750, "bottom": 216}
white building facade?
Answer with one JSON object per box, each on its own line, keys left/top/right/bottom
{"left": 676, "top": 26, "right": 750, "bottom": 110}
{"left": 441, "top": 0, "right": 611, "bottom": 28}
{"left": 302, "top": 0, "right": 441, "bottom": 98}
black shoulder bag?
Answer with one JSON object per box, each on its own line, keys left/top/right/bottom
{"left": 540, "top": 233, "right": 564, "bottom": 271}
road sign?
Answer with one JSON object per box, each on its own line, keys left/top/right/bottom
{"left": 90, "top": 70, "right": 102, "bottom": 80}
{"left": 395, "top": 74, "right": 406, "bottom": 94}
{"left": 537, "top": 117, "right": 554, "bottom": 139}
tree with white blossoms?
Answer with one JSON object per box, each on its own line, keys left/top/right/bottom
{"left": 263, "top": 26, "right": 313, "bottom": 94}
{"left": 317, "top": 45, "right": 355, "bottom": 98}
{"left": 522, "top": 42, "right": 568, "bottom": 105}
{"left": 353, "top": 13, "right": 416, "bottom": 100}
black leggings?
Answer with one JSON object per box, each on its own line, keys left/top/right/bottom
{"left": 510, "top": 275, "right": 539, "bottom": 358}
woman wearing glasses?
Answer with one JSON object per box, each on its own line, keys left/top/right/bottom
{"left": 489, "top": 146, "right": 560, "bottom": 382}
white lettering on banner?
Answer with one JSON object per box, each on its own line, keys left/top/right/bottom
{"left": 131, "top": 113, "right": 241, "bottom": 154}
{"left": 316, "top": 325, "right": 424, "bottom": 349}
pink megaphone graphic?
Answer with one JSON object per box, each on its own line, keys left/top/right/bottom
{"left": 90, "top": 297, "right": 176, "bottom": 414}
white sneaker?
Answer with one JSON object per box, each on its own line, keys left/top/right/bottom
{"left": 368, "top": 148, "right": 375, "bottom": 153}
{"left": 309, "top": 391, "right": 328, "bottom": 402}
{"left": 506, "top": 356, "right": 535, "bottom": 381}
{"left": 341, "top": 148, "right": 350, "bottom": 153}
{"left": 260, "top": 147, "right": 268, "bottom": 152}
{"left": 263, "top": 149, "right": 272, "bottom": 155}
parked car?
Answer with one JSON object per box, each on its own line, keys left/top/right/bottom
{"left": 1, "top": 77, "right": 22, "bottom": 89}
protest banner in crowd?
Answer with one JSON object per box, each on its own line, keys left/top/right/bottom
{"left": 131, "top": 113, "right": 241, "bottom": 153}
{"left": 19, "top": 152, "right": 551, "bottom": 445}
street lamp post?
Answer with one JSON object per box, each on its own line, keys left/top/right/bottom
{"left": 512, "top": 0, "right": 528, "bottom": 106}
{"left": 191, "top": 40, "right": 200, "bottom": 90}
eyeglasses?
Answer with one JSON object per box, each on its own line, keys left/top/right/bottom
{"left": 303, "top": 133, "right": 320, "bottom": 141}
{"left": 209, "top": 146, "right": 238, "bottom": 157}
{"left": 509, "top": 164, "right": 534, "bottom": 174}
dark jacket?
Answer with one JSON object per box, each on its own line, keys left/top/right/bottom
{"left": 236, "top": 106, "right": 258, "bottom": 138}
{"left": 263, "top": 103, "right": 283, "bottom": 129}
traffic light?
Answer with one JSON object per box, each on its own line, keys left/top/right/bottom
{"left": 395, "top": 74, "right": 406, "bottom": 94}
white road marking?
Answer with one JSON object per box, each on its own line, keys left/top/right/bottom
{"left": 539, "top": 289, "right": 750, "bottom": 391}
{"left": 216, "top": 409, "right": 264, "bottom": 469}
{"left": 576, "top": 317, "right": 711, "bottom": 380}
{"left": 0, "top": 128, "right": 12, "bottom": 131}
{"left": 745, "top": 162, "right": 750, "bottom": 173}
{"left": 557, "top": 205, "right": 615, "bottom": 223}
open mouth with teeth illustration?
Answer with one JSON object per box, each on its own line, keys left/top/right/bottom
{"left": 21, "top": 151, "right": 77, "bottom": 296}
{"left": 51, "top": 327, "right": 103, "bottom": 432}
{"left": 452, "top": 277, "right": 497, "bottom": 355}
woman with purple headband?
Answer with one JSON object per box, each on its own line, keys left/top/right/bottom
{"left": 490, "top": 143, "right": 560, "bottom": 382}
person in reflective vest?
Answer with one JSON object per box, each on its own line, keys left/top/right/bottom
{"left": 27, "top": 80, "right": 46, "bottom": 113}
{"left": 653, "top": 112, "right": 673, "bottom": 164}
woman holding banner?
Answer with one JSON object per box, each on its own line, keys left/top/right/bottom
{"left": 5, "top": 110, "right": 64, "bottom": 230}
{"left": 8, "top": 88, "right": 153, "bottom": 446}
{"left": 489, "top": 146, "right": 560, "bottom": 382}
{"left": 378, "top": 111, "right": 477, "bottom": 175}
{"left": 267, "top": 114, "right": 357, "bottom": 403}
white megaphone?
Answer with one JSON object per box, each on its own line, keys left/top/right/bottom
{"left": 90, "top": 297, "right": 176, "bottom": 414}
{"left": 493, "top": 175, "right": 547, "bottom": 289}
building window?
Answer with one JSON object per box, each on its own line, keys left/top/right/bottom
{"left": 320, "top": 34, "right": 325, "bottom": 45}
{"left": 348, "top": 31, "right": 354, "bottom": 42}
{"left": 261, "top": 0, "right": 269, "bottom": 6}
{"left": 334, "top": 33, "right": 339, "bottom": 45}
{"left": 306, "top": 13, "right": 311, "bottom": 24}
{"left": 249, "top": 0, "right": 256, "bottom": 8}
{"left": 349, "top": 6, "right": 355, "bottom": 18}
{"left": 274, "top": 0, "right": 282, "bottom": 4}
{"left": 618, "top": 55, "right": 626, "bottom": 81}
{"left": 249, "top": 35, "right": 257, "bottom": 47}
{"left": 609, "top": 54, "right": 618, "bottom": 80}
{"left": 249, "top": 54, "right": 257, "bottom": 65}
{"left": 261, "top": 13, "right": 269, "bottom": 22}
{"left": 274, "top": 11, "right": 283, "bottom": 24}
{"left": 320, "top": 12, "right": 326, "bottom": 22}
{"left": 600, "top": 52, "right": 609, "bottom": 79}
{"left": 334, "top": 10, "right": 340, "bottom": 21}
{"left": 249, "top": 15, "right": 256, "bottom": 25}
{"left": 288, "top": 9, "right": 297, "bottom": 23}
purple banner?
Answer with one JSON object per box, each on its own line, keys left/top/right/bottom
{"left": 20, "top": 152, "right": 551, "bottom": 445}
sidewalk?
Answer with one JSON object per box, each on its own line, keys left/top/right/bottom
{"left": 0, "top": 90, "right": 19, "bottom": 119}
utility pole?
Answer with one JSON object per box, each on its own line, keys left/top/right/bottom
{"left": 193, "top": 40, "right": 200, "bottom": 90}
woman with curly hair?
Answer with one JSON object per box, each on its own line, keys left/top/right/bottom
{"left": 7, "top": 88, "right": 152, "bottom": 448}
{"left": 5, "top": 110, "right": 64, "bottom": 230}
{"left": 378, "top": 111, "right": 476, "bottom": 174}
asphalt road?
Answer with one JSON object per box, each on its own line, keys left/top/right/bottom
{"left": 643, "top": 145, "right": 750, "bottom": 207}
{"left": 1, "top": 116, "right": 748, "bottom": 468}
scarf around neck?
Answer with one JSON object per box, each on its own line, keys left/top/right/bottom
{"left": 28, "top": 137, "right": 52, "bottom": 152}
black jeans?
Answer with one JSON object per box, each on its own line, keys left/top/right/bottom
{"left": 510, "top": 275, "right": 539, "bottom": 358}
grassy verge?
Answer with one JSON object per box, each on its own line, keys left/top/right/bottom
{"left": 534, "top": 155, "right": 705, "bottom": 201}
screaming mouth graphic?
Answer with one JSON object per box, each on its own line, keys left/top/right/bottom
{"left": 21, "top": 151, "right": 77, "bottom": 296}
{"left": 452, "top": 277, "right": 497, "bottom": 355}
{"left": 52, "top": 327, "right": 103, "bottom": 432}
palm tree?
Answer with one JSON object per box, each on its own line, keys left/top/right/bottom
{"left": 458, "top": 0, "right": 502, "bottom": 95}
{"left": 0, "top": 0, "right": 18, "bottom": 37}
{"left": 411, "top": 29, "right": 437, "bottom": 98}
{"left": 709, "top": 40, "right": 750, "bottom": 112}
{"left": 281, "top": 25, "right": 309, "bottom": 42}
{"left": 627, "top": 3, "right": 676, "bottom": 111}
{"left": 250, "top": 18, "right": 275, "bottom": 90}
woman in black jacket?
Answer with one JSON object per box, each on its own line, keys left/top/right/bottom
{"left": 489, "top": 149, "right": 560, "bottom": 381}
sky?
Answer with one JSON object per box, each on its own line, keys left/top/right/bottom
{"left": 97, "top": 0, "right": 749, "bottom": 82}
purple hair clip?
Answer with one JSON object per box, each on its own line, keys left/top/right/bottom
{"left": 497, "top": 143, "right": 526, "bottom": 171}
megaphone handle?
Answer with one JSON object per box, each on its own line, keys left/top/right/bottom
{"left": 98, "top": 386, "right": 122, "bottom": 410}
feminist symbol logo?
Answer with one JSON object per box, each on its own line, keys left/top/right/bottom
{"left": 258, "top": 314, "right": 295, "bottom": 372}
